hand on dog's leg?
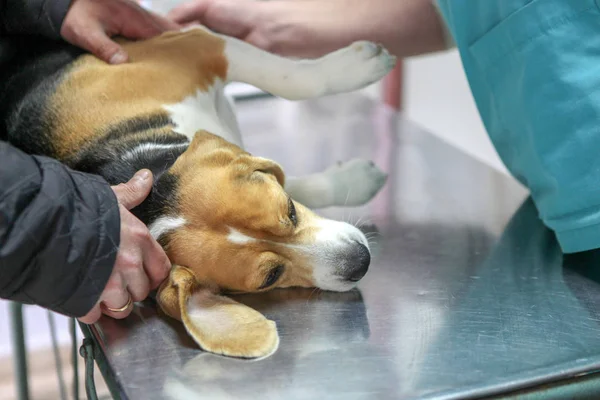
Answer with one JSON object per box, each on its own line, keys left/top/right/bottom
{"left": 286, "top": 159, "right": 387, "bottom": 208}
{"left": 224, "top": 36, "right": 397, "bottom": 100}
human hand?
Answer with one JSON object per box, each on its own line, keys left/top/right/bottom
{"left": 168, "top": 0, "right": 273, "bottom": 52}
{"left": 167, "top": 0, "right": 373, "bottom": 58}
{"left": 79, "top": 169, "right": 171, "bottom": 324}
{"left": 60, "top": 0, "right": 180, "bottom": 65}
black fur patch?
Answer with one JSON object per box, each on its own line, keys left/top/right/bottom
{"left": 102, "top": 114, "right": 174, "bottom": 143}
{"left": 0, "top": 36, "right": 84, "bottom": 157}
{"left": 0, "top": 37, "right": 189, "bottom": 227}
{"left": 133, "top": 172, "right": 180, "bottom": 228}
{"left": 67, "top": 115, "right": 187, "bottom": 183}
{"left": 68, "top": 118, "right": 190, "bottom": 226}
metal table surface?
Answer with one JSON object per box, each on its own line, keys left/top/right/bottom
{"left": 88, "top": 93, "right": 600, "bottom": 400}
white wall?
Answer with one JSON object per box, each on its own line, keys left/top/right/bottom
{"left": 403, "top": 50, "right": 507, "bottom": 174}
{"left": 365, "top": 50, "right": 507, "bottom": 174}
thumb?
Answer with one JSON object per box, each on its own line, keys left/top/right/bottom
{"left": 112, "top": 169, "right": 154, "bottom": 210}
{"left": 82, "top": 27, "right": 129, "bottom": 64}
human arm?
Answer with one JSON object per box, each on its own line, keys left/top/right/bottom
{"left": 0, "top": 142, "right": 170, "bottom": 321}
{"left": 0, "top": 140, "right": 120, "bottom": 317}
{"left": 168, "top": 0, "right": 449, "bottom": 59}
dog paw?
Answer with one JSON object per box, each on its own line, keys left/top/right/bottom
{"left": 324, "top": 159, "right": 387, "bottom": 206}
{"left": 321, "top": 41, "right": 397, "bottom": 95}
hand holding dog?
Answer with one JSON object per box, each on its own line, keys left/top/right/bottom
{"left": 61, "top": 0, "right": 180, "bottom": 65}
{"left": 167, "top": 0, "right": 446, "bottom": 59}
{"left": 167, "top": 0, "right": 348, "bottom": 58}
{"left": 79, "top": 170, "right": 171, "bottom": 324}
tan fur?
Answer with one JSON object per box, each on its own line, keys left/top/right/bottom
{"left": 167, "top": 132, "right": 321, "bottom": 294}
{"left": 50, "top": 29, "right": 227, "bottom": 158}
{"left": 45, "top": 30, "right": 362, "bottom": 358}
{"left": 49, "top": 29, "right": 325, "bottom": 297}
{"left": 158, "top": 265, "right": 278, "bottom": 358}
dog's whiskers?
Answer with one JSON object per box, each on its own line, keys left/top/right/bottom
{"left": 307, "top": 287, "right": 321, "bottom": 302}
{"left": 355, "top": 216, "right": 366, "bottom": 228}
{"left": 343, "top": 188, "right": 352, "bottom": 208}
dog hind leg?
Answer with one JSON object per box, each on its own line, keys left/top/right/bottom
{"left": 223, "top": 36, "right": 397, "bottom": 100}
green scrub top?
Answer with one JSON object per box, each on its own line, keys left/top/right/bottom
{"left": 436, "top": 0, "right": 600, "bottom": 253}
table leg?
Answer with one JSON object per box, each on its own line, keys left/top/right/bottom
{"left": 382, "top": 62, "right": 403, "bottom": 110}
{"left": 71, "top": 318, "right": 79, "bottom": 400}
{"left": 9, "top": 302, "right": 29, "bottom": 400}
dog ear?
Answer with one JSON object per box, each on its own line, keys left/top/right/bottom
{"left": 157, "top": 265, "right": 279, "bottom": 359}
{"left": 234, "top": 156, "right": 285, "bottom": 187}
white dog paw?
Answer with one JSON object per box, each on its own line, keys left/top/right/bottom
{"left": 322, "top": 42, "right": 397, "bottom": 95}
{"left": 324, "top": 159, "right": 388, "bottom": 206}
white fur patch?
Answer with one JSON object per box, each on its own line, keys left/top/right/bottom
{"left": 163, "top": 84, "right": 243, "bottom": 147}
{"left": 306, "top": 219, "right": 369, "bottom": 292}
{"left": 149, "top": 216, "right": 187, "bottom": 240}
{"left": 227, "top": 228, "right": 258, "bottom": 245}
{"left": 224, "top": 36, "right": 396, "bottom": 100}
{"left": 314, "top": 219, "right": 369, "bottom": 248}
{"left": 122, "top": 142, "right": 189, "bottom": 161}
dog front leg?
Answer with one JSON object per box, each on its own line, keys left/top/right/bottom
{"left": 223, "top": 36, "right": 396, "bottom": 100}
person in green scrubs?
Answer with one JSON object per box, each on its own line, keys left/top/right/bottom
{"left": 168, "top": 0, "right": 600, "bottom": 255}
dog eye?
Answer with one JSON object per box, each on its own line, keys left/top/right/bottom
{"left": 260, "top": 265, "right": 284, "bottom": 289}
{"left": 288, "top": 198, "right": 297, "bottom": 226}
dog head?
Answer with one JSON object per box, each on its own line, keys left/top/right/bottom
{"left": 156, "top": 132, "right": 372, "bottom": 358}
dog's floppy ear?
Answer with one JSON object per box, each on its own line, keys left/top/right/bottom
{"left": 157, "top": 265, "right": 279, "bottom": 359}
{"left": 231, "top": 156, "right": 285, "bottom": 187}
{"left": 249, "top": 157, "right": 285, "bottom": 187}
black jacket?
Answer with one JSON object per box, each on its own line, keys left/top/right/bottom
{"left": 0, "top": 0, "right": 120, "bottom": 317}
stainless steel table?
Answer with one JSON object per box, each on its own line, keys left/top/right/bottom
{"left": 85, "top": 93, "right": 600, "bottom": 400}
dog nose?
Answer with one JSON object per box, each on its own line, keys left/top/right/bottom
{"left": 347, "top": 242, "right": 370, "bottom": 282}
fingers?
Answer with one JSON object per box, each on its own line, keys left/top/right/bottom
{"left": 78, "top": 270, "right": 133, "bottom": 324}
{"left": 169, "top": 0, "right": 266, "bottom": 42}
{"left": 142, "top": 235, "right": 172, "bottom": 289}
{"left": 111, "top": 169, "right": 153, "bottom": 210}
{"left": 79, "top": 214, "right": 170, "bottom": 324}
{"left": 100, "top": 271, "right": 134, "bottom": 319}
{"left": 115, "top": 247, "right": 151, "bottom": 302}
{"left": 150, "top": 12, "right": 182, "bottom": 32}
{"left": 168, "top": 0, "right": 210, "bottom": 24}
{"left": 121, "top": 8, "right": 178, "bottom": 41}
{"left": 78, "top": 303, "right": 102, "bottom": 324}
{"left": 85, "top": 26, "right": 129, "bottom": 64}
{"left": 115, "top": 203, "right": 170, "bottom": 293}
{"left": 119, "top": 208, "right": 170, "bottom": 291}
{"left": 61, "top": 16, "right": 129, "bottom": 64}
{"left": 60, "top": 0, "right": 181, "bottom": 65}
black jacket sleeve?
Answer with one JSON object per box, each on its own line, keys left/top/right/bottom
{"left": 0, "top": 0, "right": 72, "bottom": 39}
{"left": 0, "top": 141, "right": 120, "bottom": 317}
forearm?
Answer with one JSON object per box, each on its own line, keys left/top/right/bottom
{"left": 261, "top": 0, "right": 449, "bottom": 59}
{"left": 356, "top": 0, "right": 450, "bottom": 58}
{"left": 0, "top": 141, "right": 120, "bottom": 317}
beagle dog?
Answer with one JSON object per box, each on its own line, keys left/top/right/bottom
{"left": 1, "top": 28, "right": 395, "bottom": 358}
